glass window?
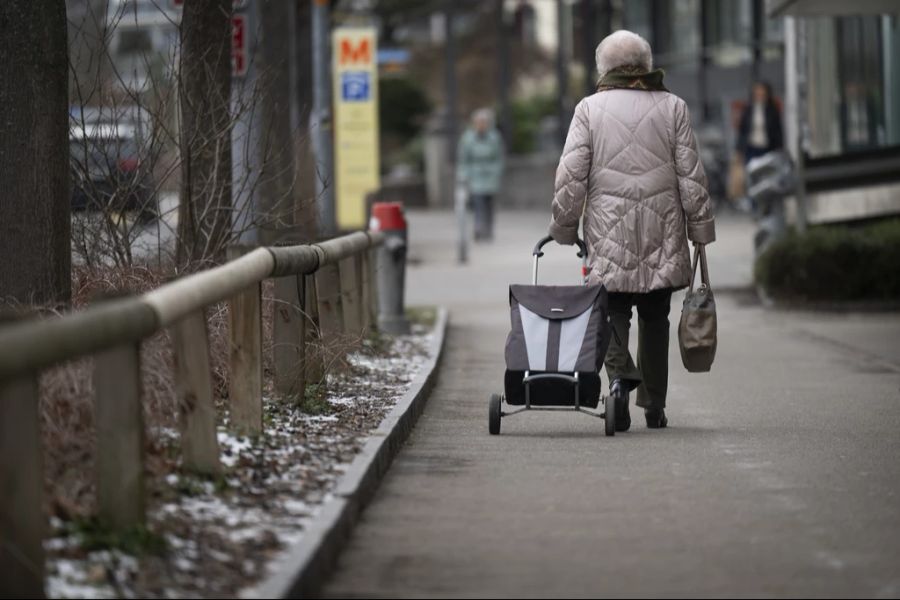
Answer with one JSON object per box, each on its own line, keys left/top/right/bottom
{"left": 669, "top": 0, "right": 700, "bottom": 59}
{"left": 765, "top": 14, "right": 784, "bottom": 44}
{"left": 633, "top": 0, "right": 699, "bottom": 66}
{"left": 805, "top": 15, "right": 900, "bottom": 158}
{"left": 763, "top": 13, "right": 785, "bottom": 61}
{"left": 705, "top": 0, "right": 753, "bottom": 67}
{"left": 837, "top": 16, "right": 884, "bottom": 150}
{"left": 622, "top": 0, "right": 652, "bottom": 44}
{"left": 116, "top": 29, "right": 153, "bottom": 56}
{"left": 884, "top": 15, "right": 900, "bottom": 147}
{"left": 805, "top": 17, "right": 842, "bottom": 157}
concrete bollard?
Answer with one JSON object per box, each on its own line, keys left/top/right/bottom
{"left": 370, "top": 202, "right": 410, "bottom": 335}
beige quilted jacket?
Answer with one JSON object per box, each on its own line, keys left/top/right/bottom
{"left": 549, "top": 89, "right": 716, "bottom": 293}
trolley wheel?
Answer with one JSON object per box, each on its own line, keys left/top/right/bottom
{"left": 489, "top": 393, "right": 502, "bottom": 435}
{"left": 604, "top": 395, "right": 616, "bottom": 437}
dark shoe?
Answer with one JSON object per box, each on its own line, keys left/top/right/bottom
{"left": 645, "top": 408, "right": 668, "bottom": 429}
{"left": 610, "top": 379, "right": 631, "bottom": 432}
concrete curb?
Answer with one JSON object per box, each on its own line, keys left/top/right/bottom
{"left": 244, "top": 307, "right": 449, "bottom": 599}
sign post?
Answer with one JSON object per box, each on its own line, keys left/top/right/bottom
{"left": 230, "top": 0, "right": 259, "bottom": 244}
{"left": 312, "top": 0, "right": 335, "bottom": 234}
{"left": 332, "top": 27, "right": 380, "bottom": 231}
{"left": 231, "top": 13, "right": 247, "bottom": 77}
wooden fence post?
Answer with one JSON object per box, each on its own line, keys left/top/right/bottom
{"left": 94, "top": 343, "right": 144, "bottom": 530}
{"left": 339, "top": 255, "right": 363, "bottom": 336}
{"left": 366, "top": 247, "right": 379, "bottom": 330}
{"left": 304, "top": 274, "right": 324, "bottom": 387}
{"left": 273, "top": 276, "right": 306, "bottom": 400}
{"left": 315, "top": 263, "right": 344, "bottom": 339}
{"left": 0, "top": 374, "right": 44, "bottom": 599}
{"left": 229, "top": 282, "right": 263, "bottom": 435}
{"left": 171, "top": 311, "right": 221, "bottom": 474}
{"left": 360, "top": 250, "right": 372, "bottom": 332}
{"left": 354, "top": 253, "right": 366, "bottom": 333}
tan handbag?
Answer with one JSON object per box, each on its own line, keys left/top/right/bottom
{"left": 679, "top": 244, "right": 717, "bottom": 372}
{"left": 726, "top": 154, "right": 745, "bottom": 202}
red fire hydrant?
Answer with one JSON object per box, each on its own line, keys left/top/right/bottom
{"left": 369, "top": 202, "right": 410, "bottom": 334}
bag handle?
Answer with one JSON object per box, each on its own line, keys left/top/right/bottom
{"left": 689, "top": 243, "right": 712, "bottom": 293}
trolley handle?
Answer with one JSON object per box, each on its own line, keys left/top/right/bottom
{"left": 532, "top": 235, "right": 587, "bottom": 259}
{"left": 531, "top": 235, "right": 589, "bottom": 285}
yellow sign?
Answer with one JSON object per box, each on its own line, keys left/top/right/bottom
{"left": 333, "top": 27, "right": 380, "bottom": 230}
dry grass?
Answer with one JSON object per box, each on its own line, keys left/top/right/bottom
{"left": 5, "top": 259, "right": 367, "bottom": 564}
{"left": 12, "top": 256, "right": 438, "bottom": 597}
{"left": 39, "top": 265, "right": 176, "bottom": 519}
{"left": 35, "top": 265, "right": 290, "bottom": 521}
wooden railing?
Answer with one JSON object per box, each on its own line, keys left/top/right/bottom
{"left": 0, "top": 231, "right": 384, "bottom": 598}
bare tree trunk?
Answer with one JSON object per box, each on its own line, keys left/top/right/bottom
{"left": 0, "top": 0, "right": 71, "bottom": 306}
{"left": 258, "top": 0, "right": 300, "bottom": 246}
{"left": 177, "top": 0, "right": 233, "bottom": 268}
{"left": 67, "top": 0, "right": 112, "bottom": 103}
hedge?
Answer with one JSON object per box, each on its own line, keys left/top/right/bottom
{"left": 754, "top": 219, "right": 900, "bottom": 301}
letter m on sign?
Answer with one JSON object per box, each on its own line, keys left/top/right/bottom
{"left": 340, "top": 38, "right": 370, "bottom": 65}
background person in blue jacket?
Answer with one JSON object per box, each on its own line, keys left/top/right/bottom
{"left": 457, "top": 108, "right": 505, "bottom": 242}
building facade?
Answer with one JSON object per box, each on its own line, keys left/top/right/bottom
{"left": 773, "top": 0, "right": 900, "bottom": 223}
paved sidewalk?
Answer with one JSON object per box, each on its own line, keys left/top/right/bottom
{"left": 321, "top": 210, "right": 900, "bottom": 598}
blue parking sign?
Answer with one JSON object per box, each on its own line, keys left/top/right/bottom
{"left": 342, "top": 71, "right": 370, "bottom": 101}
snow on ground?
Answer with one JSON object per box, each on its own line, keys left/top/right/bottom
{"left": 46, "top": 323, "right": 435, "bottom": 598}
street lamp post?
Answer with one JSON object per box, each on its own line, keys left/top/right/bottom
{"left": 557, "top": 0, "right": 570, "bottom": 148}
{"left": 444, "top": 1, "right": 466, "bottom": 264}
{"left": 312, "top": 0, "right": 335, "bottom": 235}
{"left": 497, "top": 0, "right": 511, "bottom": 144}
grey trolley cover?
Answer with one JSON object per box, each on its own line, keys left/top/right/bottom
{"left": 504, "top": 283, "right": 609, "bottom": 407}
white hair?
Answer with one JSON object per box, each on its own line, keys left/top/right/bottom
{"left": 595, "top": 30, "right": 653, "bottom": 78}
{"left": 472, "top": 108, "right": 494, "bottom": 125}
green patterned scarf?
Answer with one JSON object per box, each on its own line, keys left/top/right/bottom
{"left": 596, "top": 65, "right": 668, "bottom": 92}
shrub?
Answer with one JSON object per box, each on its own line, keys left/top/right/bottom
{"left": 510, "top": 94, "right": 555, "bottom": 154}
{"left": 379, "top": 75, "right": 431, "bottom": 145}
{"left": 754, "top": 219, "right": 900, "bottom": 301}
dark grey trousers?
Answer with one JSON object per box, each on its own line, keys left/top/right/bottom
{"left": 604, "top": 288, "right": 673, "bottom": 409}
{"left": 471, "top": 193, "right": 494, "bottom": 240}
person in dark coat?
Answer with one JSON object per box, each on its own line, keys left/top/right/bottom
{"left": 736, "top": 81, "right": 783, "bottom": 164}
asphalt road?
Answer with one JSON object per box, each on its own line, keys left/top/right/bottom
{"left": 321, "top": 210, "right": 900, "bottom": 598}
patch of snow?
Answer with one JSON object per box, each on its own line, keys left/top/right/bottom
{"left": 174, "top": 557, "right": 195, "bottom": 572}
{"left": 299, "top": 414, "right": 339, "bottom": 423}
{"left": 44, "top": 536, "right": 78, "bottom": 552}
{"left": 45, "top": 322, "right": 436, "bottom": 599}
{"left": 282, "top": 498, "right": 310, "bottom": 515}
{"left": 327, "top": 395, "right": 357, "bottom": 406}
{"left": 217, "top": 432, "right": 253, "bottom": 467}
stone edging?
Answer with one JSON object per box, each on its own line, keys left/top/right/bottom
{"left": 243, "top": 306, "right": 449, "bottom": 598}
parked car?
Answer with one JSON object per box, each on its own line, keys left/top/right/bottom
{"left": 69, "top": 106, "right": 157, "bottom": 222}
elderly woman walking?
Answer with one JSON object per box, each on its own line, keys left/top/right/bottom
{"left": 458, "top": 108, "right": 505, "bottom": 241}
{"left": 549, "top": 30, "right": 715, "bottom": 431}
